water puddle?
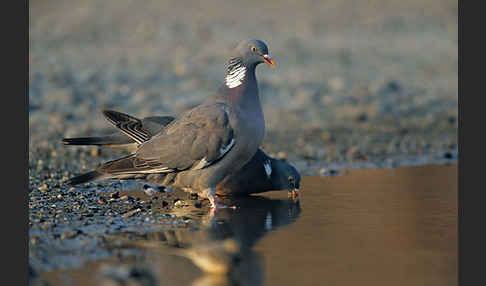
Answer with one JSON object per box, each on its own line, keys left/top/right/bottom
{"left": 40, "top": 163, "right": 457, "bottom": 286}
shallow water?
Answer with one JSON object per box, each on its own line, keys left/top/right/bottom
{"left": 41, "top": 163, "right": 457, "bottom": 286}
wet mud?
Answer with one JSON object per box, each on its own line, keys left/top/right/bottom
{"left": 32, "top": 164, "right": 457, "bottom": 286}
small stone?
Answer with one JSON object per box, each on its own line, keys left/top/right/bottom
{"left": 56, "top": 194, "right": 63, "bottom": 200}
{"left": 120, "top": 195, "right": 130, "bottom": 201}
{"left": 174, "top": 200, "right": 183, "bottom": 207}
{"left": 347, "top": 147, "right": 366, "bottom": 160}
{"left": 30, "top": 236, "right": 38, "bottom": 245}
{"left": 38, "top": 184, "right": 48, "bottom": 192}
{"left": 143, "top": 187, "right": 158, "bottom": 196}
{"left": 98, "top": 197, "right": 107, "bottom": 204}
{"left": 161, "top": 201, "right": 168, "bottom": 207}
{"left": 190, "top": 193, "right": 198, "bottom": 200}
{"left": 157, "top": 186, "right": 166, "bottom": 192}
{"left": 123, "top": 208, "right": 141, "bottom": 217}
{"left": 90, "top": 148, "right": 99, "bottom": 157}
{"left": 110, "top": 191, "right": 120, "bottom": 199}
{"left": 320, "top": 168, "right": 339, "bottom": 176}
{"left": 61, "top": 231, "right": 77, "bottom": 240}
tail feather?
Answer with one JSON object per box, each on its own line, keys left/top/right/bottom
{"left": 62, "top": 134, "right": 134, "bottom": 146}
{"left": 66, "top": 171, "right": 106, "bottom": 186}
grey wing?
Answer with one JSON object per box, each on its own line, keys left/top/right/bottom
{"left": 142, "top": 116, "right": 175, "bottom": 135}
{"left": 133, "top": 103, "right": 235, "bottom": 173}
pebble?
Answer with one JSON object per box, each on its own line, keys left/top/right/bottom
{"left": 98, "top": 197, "right": 107, "bottom": 204}
{"left": 61, "top": 231, "right": 77, "bottom": 240}
{"left": 123, "top": 208, "right": 141, "bottom": 217}
{"left": 90, "top": 147, "right": 99, "bottom": 157}
{"left": 143, "top": 187, "right": 158, "bottom": 195}
{"left": 30, "top": 236, "right": 39, "bottom": 245}
{"left": 110, "top": 191, "right": 120, "bottom": 199}
{"left": 347, "top": 147, "right": 366, "bottom": 160}
{"left": 319, "top": 168, "right": 339, "bottom": 176}
{"left": 38, "top": 184, "right": 48, "bottom": 192}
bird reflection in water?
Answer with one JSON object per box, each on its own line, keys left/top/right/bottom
{"left": 113, "top": 195, "right": 301, "bottom": 286}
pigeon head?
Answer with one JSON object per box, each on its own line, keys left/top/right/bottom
{"left": 232, "top": 39, "right": 276, "bottom": 68}
{"left": 266, "top": 158, "right": 301, "bottom": 197}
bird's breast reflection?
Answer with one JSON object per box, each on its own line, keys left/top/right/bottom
{"left": 114, "top": 195, "right": 301, "bottom": 286}
{"left": 179, "top": 195, "right": 301, "bottom": 286}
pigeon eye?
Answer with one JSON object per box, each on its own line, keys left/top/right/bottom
{"left": 251, "top": 46, "right": 257, "bottom": 52}
{"left": 288, "top": 177, "right": 294, "bottom": 183}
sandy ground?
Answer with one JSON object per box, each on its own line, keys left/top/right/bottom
{"left": 29, "top": 0, "right": 457, "bottom": 282}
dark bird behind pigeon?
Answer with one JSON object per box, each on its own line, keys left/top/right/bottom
{"left": 63, "top": 110, "right": 300, "bottom": 198}
{"left": 62, "top": 39, "right": 279, "bottom": 208}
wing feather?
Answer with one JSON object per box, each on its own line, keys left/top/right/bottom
{"left": 134, "top": 103, "right": 235, "bottom": 172}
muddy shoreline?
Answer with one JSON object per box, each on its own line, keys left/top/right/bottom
{"left": 30, "top": 164, "right": 457, "bottom": 286}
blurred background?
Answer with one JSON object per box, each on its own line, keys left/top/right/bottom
{"left": 29, "top": 0, "right": 458, "bottom": 167}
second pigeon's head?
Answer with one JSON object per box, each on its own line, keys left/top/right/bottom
{"left": 265, "top": 158, "right": 301, "bottom": 198}
{"left": 232, "top": 39, "right": 276, "bottom": 68}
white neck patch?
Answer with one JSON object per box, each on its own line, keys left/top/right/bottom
{"left": 263, "top": 160, "right": 272, "bottom": 179}
{"left": 225, "top": 65, "right": 246, "bottom": 88}
{"left": 265, "top": 211, "right": 272, "bottom": 231}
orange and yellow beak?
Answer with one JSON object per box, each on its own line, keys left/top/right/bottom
{"left": 288, "top": 188, "right": 299, "bottom": 200}
{"left": 263, "top": 54, "right": 276, "bottom": 68}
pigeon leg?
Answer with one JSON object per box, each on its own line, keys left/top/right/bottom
{"left": 201, "top": 188, "right": 218, "bottom": 209}
{"left": 200, "top": 188, "right": 237, "bottom": 210}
